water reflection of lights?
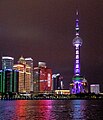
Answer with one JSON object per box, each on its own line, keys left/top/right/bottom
{"left": 14, "top": 100, "right": 54, "bottom": 120}
{"left": 35, "top": 100, "right": 53, "bottom": 120}
{"left": 70, "top": 100, "right": 87, "bottom": 119}
{"left": 0, "top": 100, "right": 103, "bottom": 119}
{"left": 15, "top": 100, "right": 28, "bottom": 120}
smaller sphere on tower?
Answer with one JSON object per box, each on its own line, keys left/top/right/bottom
{"left": 73, "top": 36, "right": 83, "bottom": 47}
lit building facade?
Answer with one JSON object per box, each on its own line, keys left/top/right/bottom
{"left": 90, "top": 84, "right": 100, "bottom": 94}
{"left": 52, "top": 74, "right": 64, "bottom": 90}
{"left": 2, "top": 56, "right": 14, "bottom": 70}
{"left": 25, "top": 58, "right": 33, "bottom": 92}
{"left": 34, "top": 62, "right": 52, "bottom": 93}
{"left": 0, "top": 56, "right": 19, "bottom": 94}
{"left": 0, "top": 69, "right": 19, "bottom": 93}
{"left": 55, "top": 90, "right": 70, "bottom": 95}
{"left": 70, "top": 11, "right": 88, "bottom": 94}
{"left": 0, "top": 70, "right": 2, "bottom": 93}
{"left": 13, "top": 56, "right": 31, "bottom": 93}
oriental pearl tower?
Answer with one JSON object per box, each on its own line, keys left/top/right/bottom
{"left": 70, "top": 10, "right": 88, "bottom": 94}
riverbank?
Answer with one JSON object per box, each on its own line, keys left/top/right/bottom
{"left": 0, "top": 93, "right": 103, "bottom": 100}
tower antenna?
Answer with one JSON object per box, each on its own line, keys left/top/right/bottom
{"left": 75, "top": 9, "right": 79, "bottom": 37}
{"left": 75, "top": 0, "right": 79, "bottom": 37}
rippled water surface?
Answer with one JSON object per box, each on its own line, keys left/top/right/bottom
{"left": 0, "top": 100, "right": 103, "bottom": 120}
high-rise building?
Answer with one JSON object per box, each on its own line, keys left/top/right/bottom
{"left": 34, "top": 62, "right": 52, "bottom": 93}
{"left": 0, "top": 70, "right": 2, "bottom": 93}
{"left": 13, "top": 56, "right": 31, "bottom": 93}
{"left": 2, "top": 56, "right": 14, "bottom": 70}
{"left": 13, "top": 64, "right": 25, "bottom": 93}
{"left": 0, "top": 56, "right": 18, "bottom": 94}
{"left": 0, "top": 69, "right": 19, "bottom": 94}
{"left": 25, "top": 58, "right": 33, "bottom": 92}
{"left": 70, "top": 11, "right": 88, "bottom": 94}
{"left": 52, "top": 74, "right": 64, "bottom": 90}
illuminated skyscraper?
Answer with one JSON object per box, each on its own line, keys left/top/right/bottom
{"left": 13, "top": 56, "right": 31, "bottom": 93}
{"left": 2, "top": 56, "right": 14, "bottom": 70}
{"left": 13, "top": 64, "right": 25, "bottom": 93}
{"left": 1, "top": 56, "right": 18, "bottom": 94}
{"left": 25, "top": 58, "right": 33, "bottom": 92}
{"left": 0, "top": 69, "right": 19, "bottom": 94}
{"left": 70, "top": 11, "right": 88, "bottom": 94}
{"left": 52, "top": 74, "right": 64, "bottom": 90}
{"left": 0, "top": 70, "right": 2, "bottom": 93}
{"left": 34, "top": 62, "right": 52, "bottom": 93}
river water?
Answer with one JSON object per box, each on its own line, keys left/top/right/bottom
{"left": 0, "top": 100, "right": 103, "bottom": 120}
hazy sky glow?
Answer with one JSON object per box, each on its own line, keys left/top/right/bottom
{"left": 0, "top": 0, "right": 103, "bottom": 90}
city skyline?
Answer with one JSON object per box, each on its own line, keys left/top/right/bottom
{"left": 0, "top": 0, "right": 103, "bottom": 90}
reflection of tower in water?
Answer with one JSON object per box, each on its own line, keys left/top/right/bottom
{"left": 70, "top": 100, "right": 87, "bottom": 119}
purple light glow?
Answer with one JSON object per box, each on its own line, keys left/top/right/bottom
{"left": 71, "top": 10, "right": 85, "bottom": 94}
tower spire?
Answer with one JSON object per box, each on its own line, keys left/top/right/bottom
{"left": 75, "top": 10, "right": 79, "bottom": 36}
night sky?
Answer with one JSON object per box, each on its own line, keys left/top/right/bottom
{"left": 0, "top": 0, "right": 103, "bottom": 90}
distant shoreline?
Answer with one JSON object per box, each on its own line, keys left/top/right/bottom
{"left": 1, "top": 97, "right": 103, "bottom": 100}
{"left": 1, "top": 93, "right": 103, "bottom": 100}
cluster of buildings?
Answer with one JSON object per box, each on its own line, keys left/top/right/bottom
{"left": 0, "top": 10, "right": 100, "bottom": 96}
{"left": 0, "top": 56, "right": 65, "bottom": 95}
{"left": 0, "top": 55, "right": 100, "bottom": 96}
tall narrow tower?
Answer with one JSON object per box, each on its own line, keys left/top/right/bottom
{"left": 71, "top": 10, "right": 84, "bottom": 94}
{"left": 73, "top": 10, "right": 82, "bottom": 76}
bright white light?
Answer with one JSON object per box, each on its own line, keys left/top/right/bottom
{"left": 76, "top": 55, "right": 79, "bottom": 59}
{"left": 76, "top": 33, "right": 79, "bottom": 36}
{"left": 76, "top": 60, "right": 79, "bottom": 63}
{"left": 76, "top": 64, "right": 79, "bottom": 68}
{"left": 76, "top": 74, "right": 79, "bottom": 76}
{"left": 13, "top": 64, "right": 24, "bottom": 67}
{"left": 38, "top": 62, "right": 46, "bottom": 67}
{"left": 76, "top": 46, "right": 79, "bottom": 49}
{"left": 75, "top": 44, "right": 80, "bottom": 47}
{"left": 2, "top": 56, "right": 14, "bottom": 60}
{"left": 25, "top": 58, "right": 33, "bottom": 61}
{"left": 48, "top": 73, "right": 51, "bottom": 87}
{"left": 76, "top": 50, "right": 79, "bottom": 54}
{"left": 52, "top": 73, "right": 60, "bottom": 78}
{"left": 76, "top": 27, "right": 79, "bottom": 30}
